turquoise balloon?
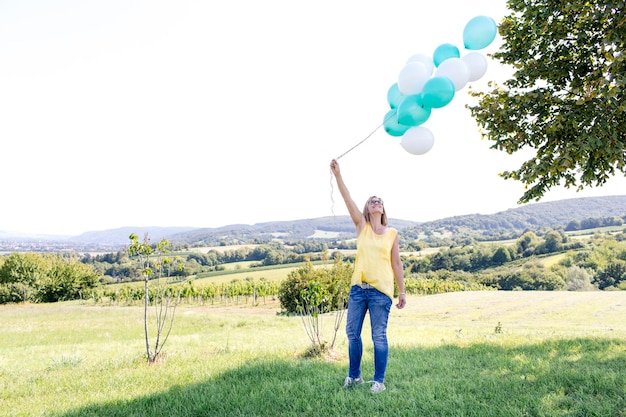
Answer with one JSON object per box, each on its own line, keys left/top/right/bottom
{"left": 387, "top": 83, "right": 404, "bottom": 109}
{"left": 433, "top": 43, "right": 460, "bottom": 67}
{"left": 421, "top": 77, "right": 455, "bottom": 108}
{"left": 463, "top": 16, "right": 497, "bottom": 50}
{"left": 396, "top": 94, "right": 431, "bottom": 127}
{"left": 383, "top": 109, "right": 410, "bottom": 137}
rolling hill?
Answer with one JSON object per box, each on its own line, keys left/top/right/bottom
{"left": 2, "top": 195, "right": 625, "bottom": 248}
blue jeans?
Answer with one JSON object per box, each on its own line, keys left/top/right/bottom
{"left": 346, "top": 285, "right": 392, "bottom": 383}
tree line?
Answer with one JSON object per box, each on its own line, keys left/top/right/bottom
{"left": 1, "top": 226, "right": 625, "bottom": 305}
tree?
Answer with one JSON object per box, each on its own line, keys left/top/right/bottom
{"left": 594, "top": 260, "right": 626, "bottom": 289}
{"left": 536, "top": 229, "right": 565, "bottom": 254}
{"left": 36, "top": 256, "right": 100, "bottom": 302}
{"left": 492, "top": 246, "right": 512, "bottom": 266}
{"left": 516, "top": 231, "right": 540, "bottom": 256}
{"left": 565, "top": 219, "right": 582, "bottom": 231}
{"left": 469, "top": 1, "right": 625, "bottom": 203}
{"left": 565, "top": 265, "right": 595, "bottom": 291}
{"left": 128, "top": 233, "right": 184, "bottom": 363}
{"left": 429, "top": 251, "right": 454, "bottom": 271}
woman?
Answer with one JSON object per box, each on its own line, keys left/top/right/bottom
{"left": 330, "top": 158, "right": 406, "bottom": 394}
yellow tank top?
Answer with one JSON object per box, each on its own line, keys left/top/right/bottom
{"left": 351, "top": 223, "right": 397, "bottom": 299}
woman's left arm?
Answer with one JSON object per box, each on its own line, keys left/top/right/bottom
{"left": 391, "top": 234, "right": 406, "bottom": 309}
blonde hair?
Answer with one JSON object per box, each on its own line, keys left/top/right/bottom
{"left": 362, "top": 196, "right": 388, "bottom": 226}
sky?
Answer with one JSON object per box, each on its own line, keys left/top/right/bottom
{"left": 1, "top": 0, "right": 625, "bottom": 236}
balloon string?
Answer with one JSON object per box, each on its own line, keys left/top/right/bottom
{"left": 330, "top": 170, "right": 336, "bottom": 218}
{"left": 335, "top": 122, "right": 382, "bottom": 160}
{"left": 331, "top": 110, "right": 395, "bottom": 218}
{"left": 335, "top": 111, "right": 395, "bottom": 160}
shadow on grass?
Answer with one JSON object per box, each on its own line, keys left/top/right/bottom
{"left": 59, "top": 338, "right": 626, "bottom": 417}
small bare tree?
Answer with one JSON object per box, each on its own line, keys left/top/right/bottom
{"left": 299, "top": 281, "right": 347, "bottom": 355}
{"left": 128, "top": 233, "right": 183, "bottom": 363}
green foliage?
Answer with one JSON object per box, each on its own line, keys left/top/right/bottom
{"left": 594, "top": 260, "right": 626, "bottom": 289}
{"left": 469, "top": 0, "right": 626, "bottom": 203}
{"left": 401, "top": 228, "right": 614, "bottom": 292}
{"left": 492, "top": 246, "right": 512, "bottom": 265}
{"left": 34, "top": 257, "right": 100, "bottom": 303}
{"left": 93, "top": 278, "right": 282, "bottom": 306}
{"left": 0, "top": 282, "right": 32, "bottom": 304}
{"left": 278, "top": 257, "right": 352, "bottom": 315}
{"left": 517, "top": 231, "right": 540, "bottom": 256}
{"left": 575, "top": 236, "right": 626, "bottom": 270}
{"left": 492, "top": 261, "right": 566, "bottom": 291}
{"left": 0, "top": 252, "right": 45, "bottom": 287}
{"left": 406, "top": 241, "right": 519, "bottom": 273}
{"left": 403, "top": 274, "right": 489, "bottom": 295}
{"left": 8, "top": 222, "right": 626, "bottom": 307}
{"left": 0, "top": 253, "right": 100, "bottom": 304}
{"left": 566, "top": 216, "right": 625, "bottom": 231}
{"left": 535, "top": 230, "right": 565, "bottom": 254}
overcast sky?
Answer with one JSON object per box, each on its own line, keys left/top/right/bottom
{"left": 1, "top": 0, "right": 625, "bottom": 236}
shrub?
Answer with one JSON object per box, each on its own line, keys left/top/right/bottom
{"left": 278, "top": 257, "right": 352, "bottom": 315}
{"left": 0, "top": 253, "right": 101, "bottom": 304}
{"left": 0, "top": 283, "right": 32, "bottom": 303}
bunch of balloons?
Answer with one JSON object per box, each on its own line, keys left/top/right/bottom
{"left": 384, "top": 15, "right": 498, "bottom": 155}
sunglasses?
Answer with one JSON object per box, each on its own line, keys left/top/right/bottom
{"left": 369, "top": 199, "right": 384, "bottom": 206}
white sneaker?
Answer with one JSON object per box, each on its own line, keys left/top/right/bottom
{"left": 343, "top": 376, "right": 364, "bottom": 388}
{"left": 370, "top": 381, "right": 386, "bottom": 394}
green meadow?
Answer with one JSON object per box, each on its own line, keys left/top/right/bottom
{"left": 2, "top": 291, "right": 626, "bottom": 417}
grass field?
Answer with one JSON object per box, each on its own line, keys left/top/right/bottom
{"left": 2, "top": 291, "right": 626, "bottom": 416}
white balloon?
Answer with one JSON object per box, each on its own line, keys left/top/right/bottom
{"left": 462, "top": 52, "right": 488, "bottom": 82}
{"left": 435, "top": 58, "right": 470, "bottom": 91}
{"left": 400, "top": 126, "right": 435, "bottom": 155}
{"left": 406, "top": 53, "right": 434, "bottom": 78}
{"left": 397, "top": 62, "right": 431, "bottom": 95}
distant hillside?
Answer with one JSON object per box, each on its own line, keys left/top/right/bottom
{"left": 2, "top": 195, "right": 625, "bottom": 248}
{"left": 170, "top": 195, "right": 626, "bottom": 246}
{"left": 69, "top": 226, "right": 198, "bottom": 245}
{"left": 168, "top": 217, "right": 422, "bottom": 246}
{"left": 407, "top": 195, "right": 626, "bottom": 236}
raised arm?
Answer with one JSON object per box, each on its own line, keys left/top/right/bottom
{"left": 330, "top": 159, "right": 365, "bottom": 230}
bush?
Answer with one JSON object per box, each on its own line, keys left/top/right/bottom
{"left": 278, "top": 258, "right": 352, "bottom": 315}
{"left": 0, "top": 283, "right": 32, "bottom": 303}
{"left": 0, "top": 253, "right": 101, "bottom": 304}
{"left": 494, "top": 266, "right": 566, "bottom": 291}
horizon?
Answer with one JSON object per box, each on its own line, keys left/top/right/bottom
{"left": 2, "top": 193, "right": 625, "bottom": 238}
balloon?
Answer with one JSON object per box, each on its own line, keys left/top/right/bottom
{"left": 397, "top": 62, "right": 431, "bottom": 95}
{"left": 396, "top": 94, "right": 431, "bottom": 127}
{"left": 435, "top": 58, "right": 470, "bottom": 91}
{"left": 463, "top": 16, "right": 497, "bottom": 50}
{"left": 387, "top": 83, "right": 404, "bottom": 109}
{"left": 383, "top": 109, "right": 410, "bottom": 137}
{"left": 433, "top": 43, "right": 460, "bottom": 67}
{"left": 462, "top": 52, "right": 488, "bottom": 81}
{"left": 406, "top": 53, "right": 434, "bottom": 78}
{"left": 421, "top": 77, "right": 455, "bottom": 108}
{"left": 401, "top": 126, "right": 434, "bottom": 155}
